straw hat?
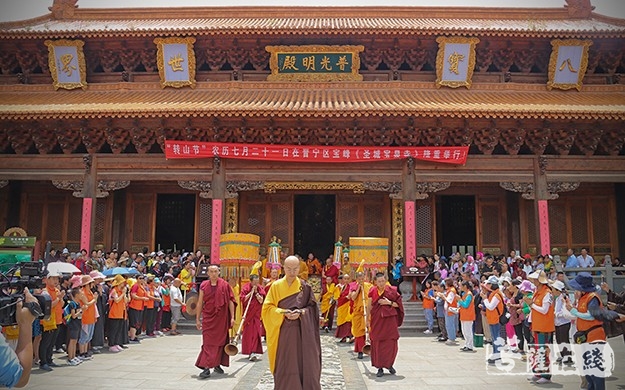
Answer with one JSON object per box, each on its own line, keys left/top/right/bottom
{"left": 80, "top": 274, "right": 94, "bottom": 286}
{"left": 89, "top": 271, "right": 105, "bottom": 281}
{"left": 111, "top": 274, "right": 125, "bottom": 287}
{"left": 70, "top": 274, "right": 83, "bottom": 289}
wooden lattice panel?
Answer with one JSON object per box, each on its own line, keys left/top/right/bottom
{"left": 271, "top": 202, "right": 290, "bottom": 250}
{"left": 570, "top": 202, "right": 589, "bottom": 244}
{"left": 363, "top": 201, "right": 384, "bottom": 237}
{"left": 592, "top": 204, "right": 610, "bottom": 244}
{"left": 26, "top": 201, "right": 43, "bottom": 241}
{"left": 94, "top": 200, "right": 107, "bottom": 244}
{"left": 415, "top": 202, "right": 432, "bottom": 247}
{"left": 197, "top": 199, "right": 212, "bottom": 246}
{"left": 337, "top": 202, "right": 359, "bottom": 240}
{"left": 132, "top": 202, "right": 152, "bottom": 243}
{"left": 481, "top": 205, "right": 500, "bottom": 246}
{"left": 548, "top": 203, "right": 567, "bottom": 245}
{"left": 246, "top": 203, "right": 267, "bottom": 245}
{"left": 67, "top": 199, "right": 82, "bottom": 244}
{"left": 46, "top": 202, "right": 65, "bottom": 242}
{"left": 525, "top": 203, "right": 537, "bottom": 246}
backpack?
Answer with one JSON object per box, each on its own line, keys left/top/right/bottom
{"left": 496, "top": 294, "right": 509, "bottom": 325}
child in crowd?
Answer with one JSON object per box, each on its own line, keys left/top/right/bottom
{"left": 66, "top": 287, "right": 84, "bottom": 366}
{"left": 422, "top": 280, "right": 435, "bottom": 334}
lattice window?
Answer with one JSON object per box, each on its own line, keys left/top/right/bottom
{"left": 66, "top": 199, "right": 82, "bottom": 244}
{"left": 246, "top": 203, "right": 267, "bottom": 244}
{"left": 481, "top": 205, "right": 500, "bottom": 246}
{"left": 570, "top": 202, "right": 589, "bottom": 244}
{"left": 548, "top": 203, "right": 567, "bottom": 245}
{"left": 592, "top": 204, "right": 610, "bottom": 244}
{"left": 271, "top": 202, "right": 290, "bottom": 249}
{"left": 132, "top": 202, "right": 152, "bottom": 243}
{"left": 364, "top": 201, "right": 384, "bottom": 237}
{"left": 525, "top": 201, "right": 536, "bottom": 246}
{"left": 46, "top": 202, "right": 65, "bottom": 242}
{"left": 197, "top": 199, "right": 212, "bottom": 245}
{"left": 338, "top": 203, "right": 359, "bottom": 240}
{"left": 416, "top": 202, "right": 432, "bottom": 246}
{"left": 26, "top": 202, "right": 43, "bottom": 240}
{"left": 94, "top": 201, "right": 107, "bottom": 244}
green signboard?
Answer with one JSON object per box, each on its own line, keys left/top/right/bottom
{"left": 267, "top": 45, "right": 364, "bottom": 82}
{"left": 0, "top": 236, "right": 37, "bottom": 247}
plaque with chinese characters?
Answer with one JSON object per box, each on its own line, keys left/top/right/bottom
{"left": 44, "top": 39, "right": 87, "bottom": 90}
{"left": 266, "top": 45, "right": 364, "bottom": 82}
{"left": 435, "top": 36, "right": 480, "bottom": 89}
{"left": 547, "top": 39, "right": 592, "bottom": 91}
{"left": 154, "top": 37, "right": 196, "bottom": 88}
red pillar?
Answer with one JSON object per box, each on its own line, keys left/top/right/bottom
{"left": 211, "top": 198, "right": 223, "bottom": 265}
{"left": 404, "top": 200, "right": 416, "bottom": 267}
{"left": 80, "top": 198, "right": 93, "bottom": 252}
{"left": 537, "top": 200, "right": 551, "bottom": 257}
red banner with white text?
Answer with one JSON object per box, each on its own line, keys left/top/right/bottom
{"left": 164, "top": 140, "right": 469, "bottom": 165}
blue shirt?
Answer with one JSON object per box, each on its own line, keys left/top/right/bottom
{"left": 565, "top": 255, "right": 579, "bottom": 277}
{"left": 0, "top": 332, "right": 22, "bottom": 388}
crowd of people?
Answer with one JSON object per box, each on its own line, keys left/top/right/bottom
{"left": 413, "top": 249, "right": 625, "bottom": 388}
{"left": 2, "top": 245, "right": 623, "bottom": 390}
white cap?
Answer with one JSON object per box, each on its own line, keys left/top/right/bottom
{"left": 550, "top": 280, "right": 565, "bottom": 291}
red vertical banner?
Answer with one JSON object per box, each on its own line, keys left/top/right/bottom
{"left": 80, "top": 198, "right": 93, "bottom": 252}
{"left": 538, "top": 200, "right": 551, "bottom": 256}
{"left": 404, "top": 201, "right": 416, "bottom": 267}
{"left": 211, "top": 199, "right": 223, "bottom": 264}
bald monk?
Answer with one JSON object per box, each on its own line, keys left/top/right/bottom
{"left": 262, "top": 255, "right": 321, "bottom": 390}
{"left": 367, "top": 272, "right": 404, "bottom": 377}
{"left": 195, "top": 265, "right": 237, "bottom": 379}
{"left": 349, "top": 271, "right": 372, "bottom": 359}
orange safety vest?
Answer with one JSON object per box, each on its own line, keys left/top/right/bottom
{"left": 422, "top": 288, "right": 435, "bottom": 310}
{"left": 485, "top": 289, "right": 504, "bottom": 325}
{"left": 108, "top": 286, "right": 126, "bottom": 320}
{"left": 144, "top": 285, "right": 155, "bottom": 309}
{"left": 531, "top": 284, "right": 555, "bottom": 333}
{"left": 459, "top": 292, "right": 476, "bottom": 322}
{"left": 576, "top": 292, "right": 606, "bottom": 343}
{"left": 446, "top": 287, "right": 458, "bottom": 316}
{"left": 129, "top": 283, "right": 146, "bottom": 311}
{"left": 81, "top": 286, "right": 97, "bottom": 325}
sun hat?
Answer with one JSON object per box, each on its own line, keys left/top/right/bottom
{"left": 501, "top": 276, "right": 512, "bottom": 286}
{"left": 568, "top": 272, "right": 597, "bottom": 293}
{"left": 70, "top": 274, "right": 83, "bottom": 289}
{"left": 550, "top": 280, "right": 565, "bottom": 292}
{"left": 519, "top": 280, "right": 535, "bottom": 293}
{"left": 485, "top": 275, "right": 499, "bottom": 285}
{"left": 80, "top": 274, "right": 94, "bottom": 286}
{"left": 527, "top": 270, "right": 549, "bottom": 284}
{"left": 89, "top": 271, "right": 105, "bottom": 281}
{"left": 111, "top": 274, "right": 125, "bottom": 287}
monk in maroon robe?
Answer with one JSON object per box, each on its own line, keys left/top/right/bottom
{"left": 367, "top": 272, "right": 404, "bottom": 378}
{"left": 322, "top": 257, "right": 339, "bottom": 292}
{"left": 240, "top": 274, "right": 265, "bottom": 360}
{"left": 195, "top": 265, "right": 237, "bottom": 379}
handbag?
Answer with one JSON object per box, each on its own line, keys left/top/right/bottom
{"left": 573, "top": 324, "right": 603, "bottom": 344}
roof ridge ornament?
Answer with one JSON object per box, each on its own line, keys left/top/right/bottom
{"left": 564, "top": 0, "right": 595, "bottom": 19}
{"left": 49, "top": 0, "right": 79, "bottom": 20}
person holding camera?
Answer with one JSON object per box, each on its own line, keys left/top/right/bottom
{"left": 0, "top": 288, "right": 38, "bottom": 388}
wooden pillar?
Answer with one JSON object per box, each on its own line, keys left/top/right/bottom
{"left": 80, "top": 154, "right": 97, "bottom": 252}
{"left": 403, "top": 158, "right": 416, "bottom": 267}
{"left": 533, "top": 156, "right": 551, "bottom": 256}
{"left": 211, "top": 157, "right": 225, "bottom": 264}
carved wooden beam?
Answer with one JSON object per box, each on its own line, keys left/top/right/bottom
{"left": 499, "top": 181, "right": 580, "bottom": 200}
{"left": 51, "top": 180, "right": 130, "bottom": 198}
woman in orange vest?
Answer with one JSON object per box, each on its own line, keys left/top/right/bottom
{"left": 457, "top": 281, "right": 476, "bottom": 352}
{"left": 436, "top": 277, "right": 458, "bottom": 345}
{"left": 566, "top": 272, "right": 625, "bottom": 390}
{"left": 524, "top": 270, "right": 555, "bottom": 384}
{"left": 107, "top": 275, "right": 128, "bottom": 352}
{"left": 422, "top": 280, "right": 436, "bottom": 334}
{"left": 480, "top": 275, "right": 504, "bottom": 364}
{"left": 78, "top": 274, "right": 98, "bottom": 360}
{"left": 128, "top": 274, "right": 148, "bottom": 343}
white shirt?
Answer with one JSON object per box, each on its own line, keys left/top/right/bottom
{"left": 170, "top": 285, "right": 183, "bottom": 307}
{"left": 554, "top": 294, "right": 571, "bottom": 327}
{"left": 577, "top": 254, "right": 595, "bottom": 268}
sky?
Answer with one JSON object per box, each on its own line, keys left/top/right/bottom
{"left": 0, "top": 0, "right": 624, "bottom": 22}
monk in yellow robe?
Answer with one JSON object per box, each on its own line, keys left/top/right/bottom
{"left": 298, "top": 256, "right": 309, "bottom": 281}
{"left": 349, "top": 271, "right": 372, "bottom": 359}
{"left": 334, "top": 274, "right": 353, "bottom": 342}
{"left": 262, "top": 256, "right": 321, "bottom": 390}
{"left": 320, "top": 276, "right": 336, "bottom": 332}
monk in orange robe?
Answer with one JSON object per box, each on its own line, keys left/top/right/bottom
{"left": 367, "top": 272, "right": 404, "bottom": 377}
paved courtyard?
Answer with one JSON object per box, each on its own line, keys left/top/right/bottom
{"left": 25, "top": 330, "right": 625, "bottom": 390}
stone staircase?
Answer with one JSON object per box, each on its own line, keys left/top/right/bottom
{"left": 400, "top": 301, "right": 428, "bottom": 334}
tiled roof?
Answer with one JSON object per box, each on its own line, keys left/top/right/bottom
{"left": 1, "top": 82, "right": 623, "bottom": 120}
{"left": 2, "top": 16, "right": 624, "bottom": 39}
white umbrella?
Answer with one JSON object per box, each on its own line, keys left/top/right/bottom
{"left": 46, "top": 262, "right": 80, "bottom": 275}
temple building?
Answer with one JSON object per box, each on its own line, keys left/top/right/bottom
{"left": 0, "top": 0, "right": 623, "bottom": 263}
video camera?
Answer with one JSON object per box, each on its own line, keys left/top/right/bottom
{"left": 0, "top": 261, "right": 51, "bottom": 327}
